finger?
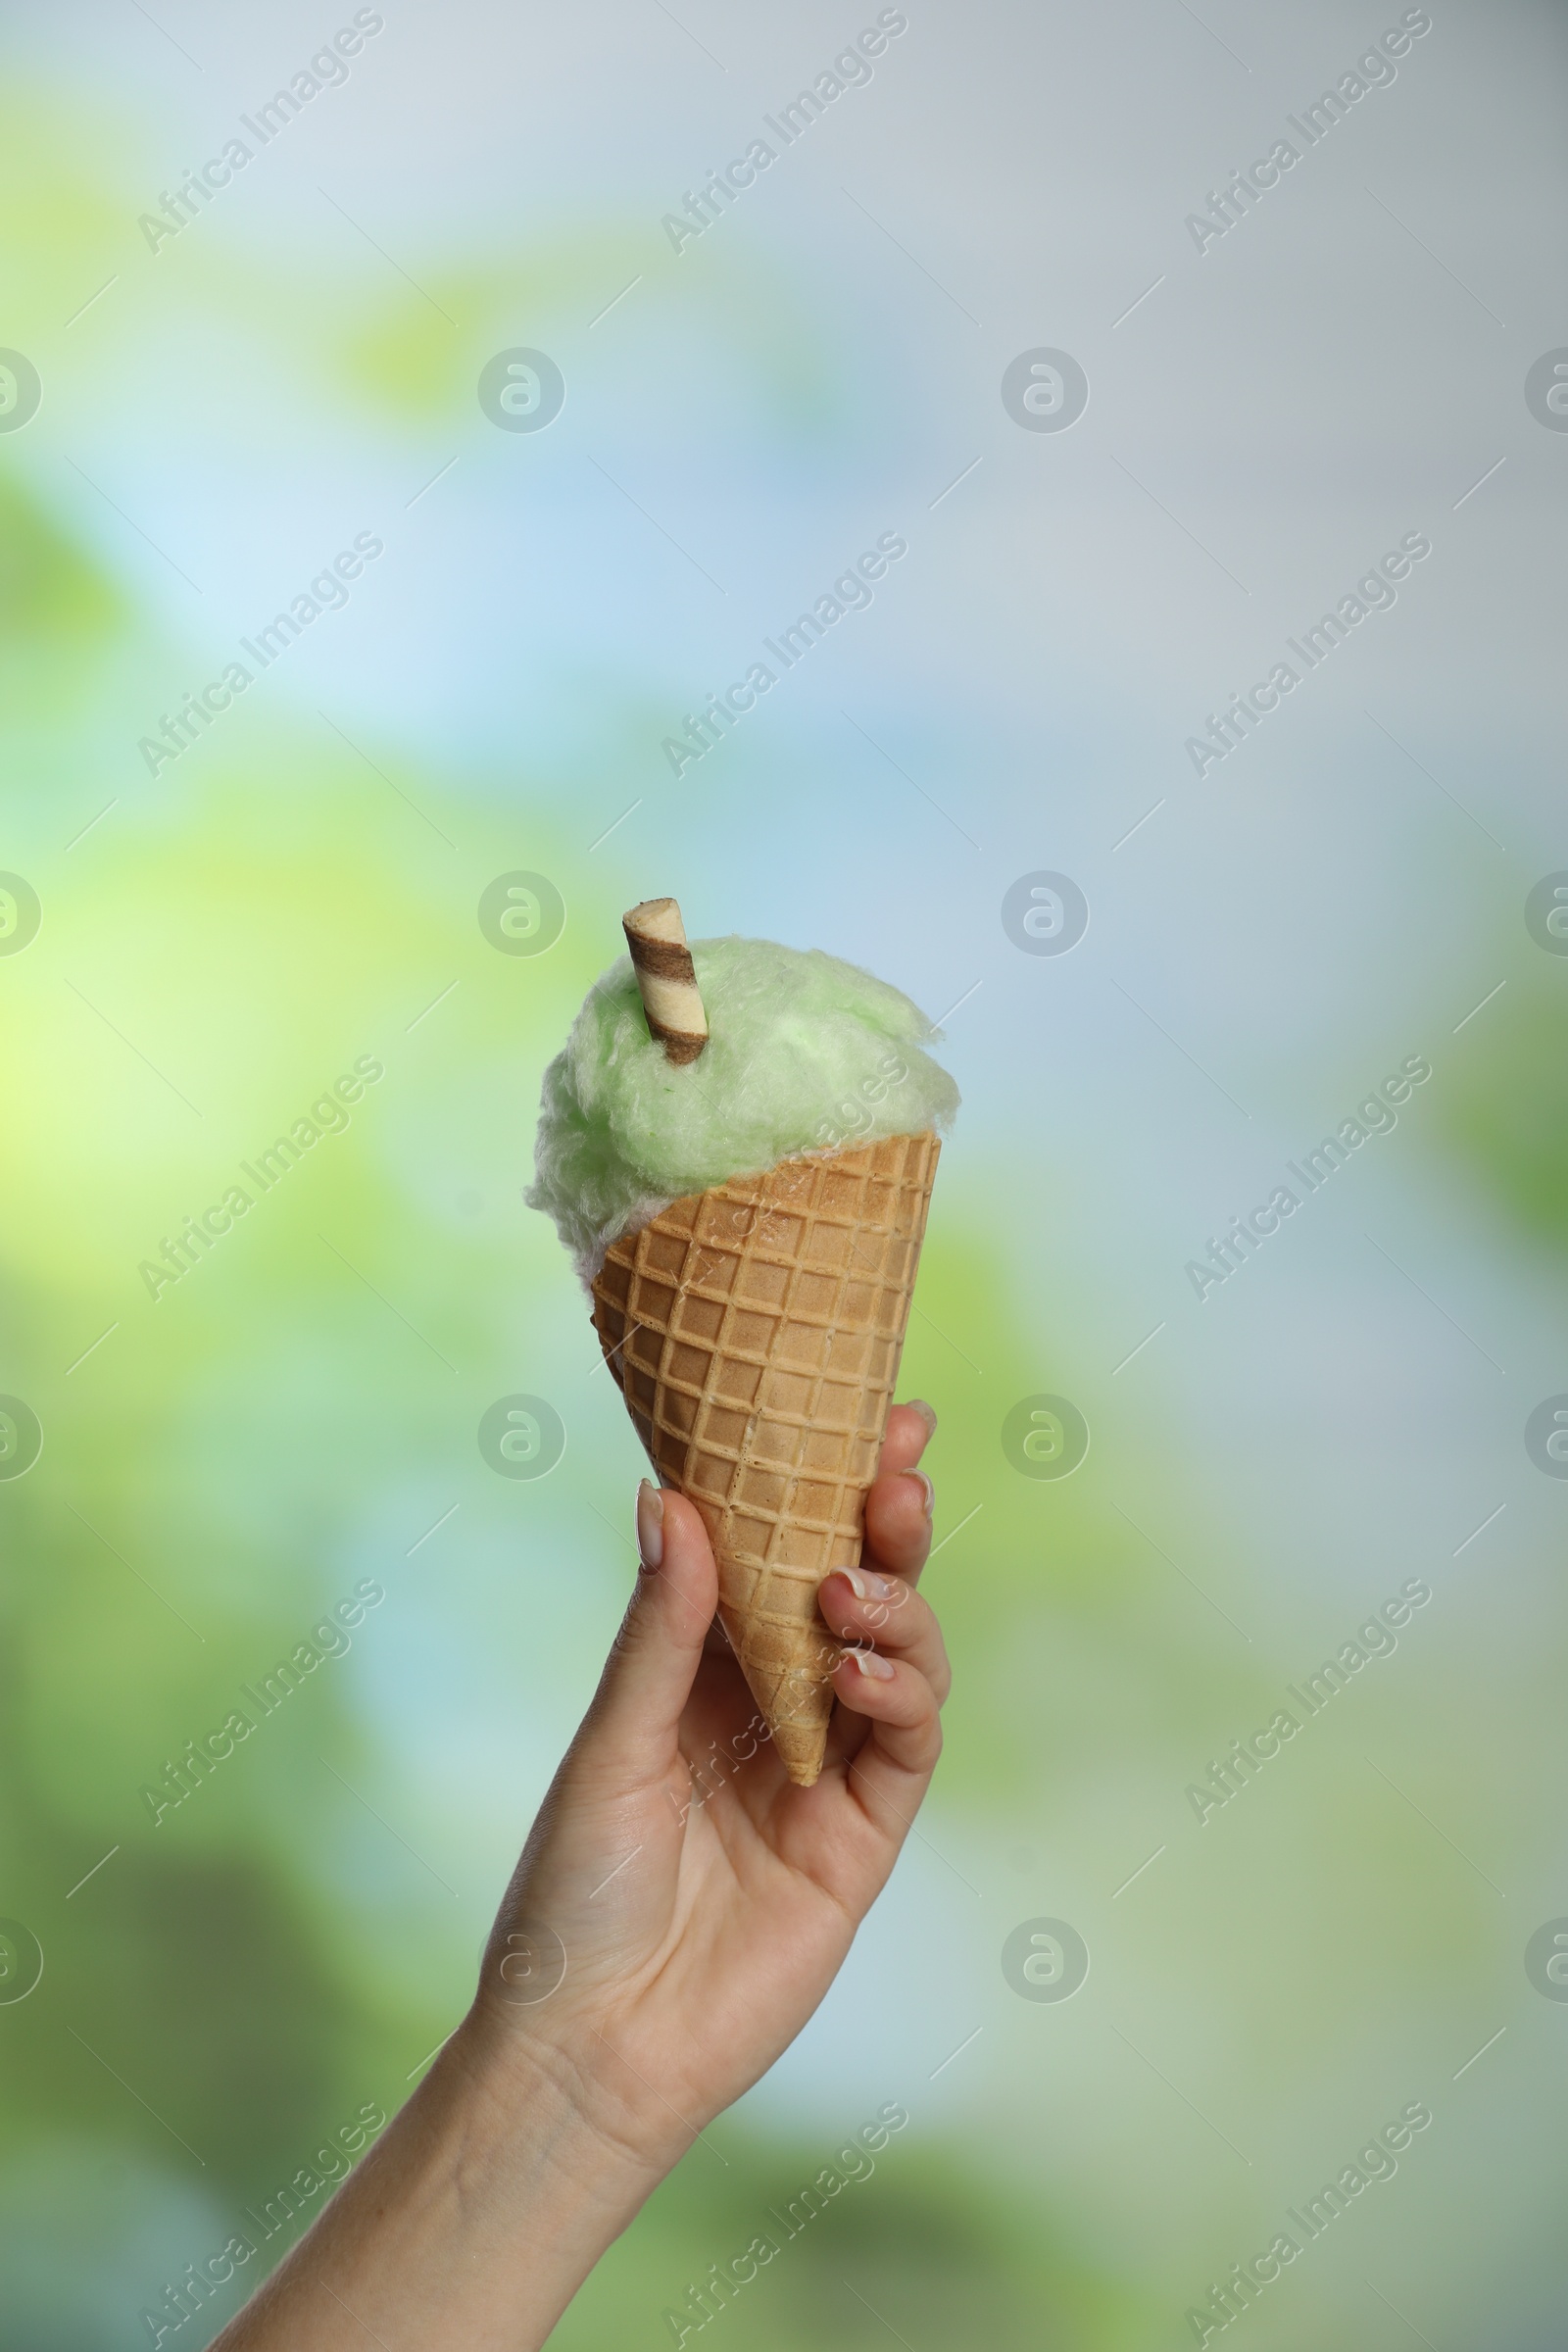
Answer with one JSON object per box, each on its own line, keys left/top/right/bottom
{"left": 816, "top": 1569, "right": 951, "bottom": 1704}
{"left": 876, "top": 1399, "right": 937, "bottom": 1479}
{"left": 863, "top": 1464, "right": 934, "bottom": 1584}
{"left": 829, "top": 1647, "right": 943, "bottom": 1794}
{"left": 577, "top": 1485, "right": 717, "bottom": 1787}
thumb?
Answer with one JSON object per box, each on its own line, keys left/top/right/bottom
{"left": 579, "top": 1484, "right": 717, "bottom": 1784}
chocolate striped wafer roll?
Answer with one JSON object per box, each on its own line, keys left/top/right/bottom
{"left": 622, "top": 898, "right": 709, "bottom": 1064}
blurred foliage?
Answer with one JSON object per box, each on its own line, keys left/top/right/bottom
{"left": 1434, "top": 971, "right": 1568, "bottom": 1251}
{"left": 0, "top": 473, "right": 122, "bottom": 659}
{"left": 555, "top": 2123, "right": 1142, "bottom": 2349}
{"left": 335, "top": 249, "right": 843, "bottom": 432}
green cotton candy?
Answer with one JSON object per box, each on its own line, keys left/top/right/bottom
{"left": 527, "top": 935, "right": 959, "bottom": 1278}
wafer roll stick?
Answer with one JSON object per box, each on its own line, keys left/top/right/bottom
{"left": 623, "top": 898, "right": 709, "bottom": 1065}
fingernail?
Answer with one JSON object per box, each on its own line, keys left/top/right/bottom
{"left": 899, "top": 1469, "right": 934, "bottom": 1518}
{"left": 906, "top": 1399, "right": 938, "bottom": 1438}
{"left": 827, "top": 1565, "right": 894, "bottom": 1603}
{"left": 635, "top": 1480, "right": 664, "bottom": 1571}
{"left": 850, "top": 1647, "right": 895, "bottom": 1681}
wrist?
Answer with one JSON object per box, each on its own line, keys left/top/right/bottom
{"left": 454, "top": 1988, "right": 691, "bottom": 2195}
{"left": 439, "top": 2002, "right": 667, "bottom": 2229}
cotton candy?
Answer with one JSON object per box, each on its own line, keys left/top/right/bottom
{"left": 527, "top": 935, "right": 959, "bottom": 1281}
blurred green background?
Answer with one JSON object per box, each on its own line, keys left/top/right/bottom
{"left": 2, "top": 3, "right": 1565, "bottom": 2344}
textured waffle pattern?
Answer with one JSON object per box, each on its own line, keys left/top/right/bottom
{"left": 590, "top": 1130, "right": 941, "bottom": 1785}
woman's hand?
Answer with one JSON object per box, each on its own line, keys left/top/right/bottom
{"left": 211, "top": 1401, "right": 950, "bottom": 2351}
{"left": 471, "top": 1398, "right": 951, "bottom": 2171}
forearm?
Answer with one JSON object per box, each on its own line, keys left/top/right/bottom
{"left": 210, "top": 2018, "right": 660, "bottom": 2352}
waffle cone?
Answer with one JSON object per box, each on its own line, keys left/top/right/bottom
{"left": 589, "top": 1130, "right": 941, "bottom": 1787}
